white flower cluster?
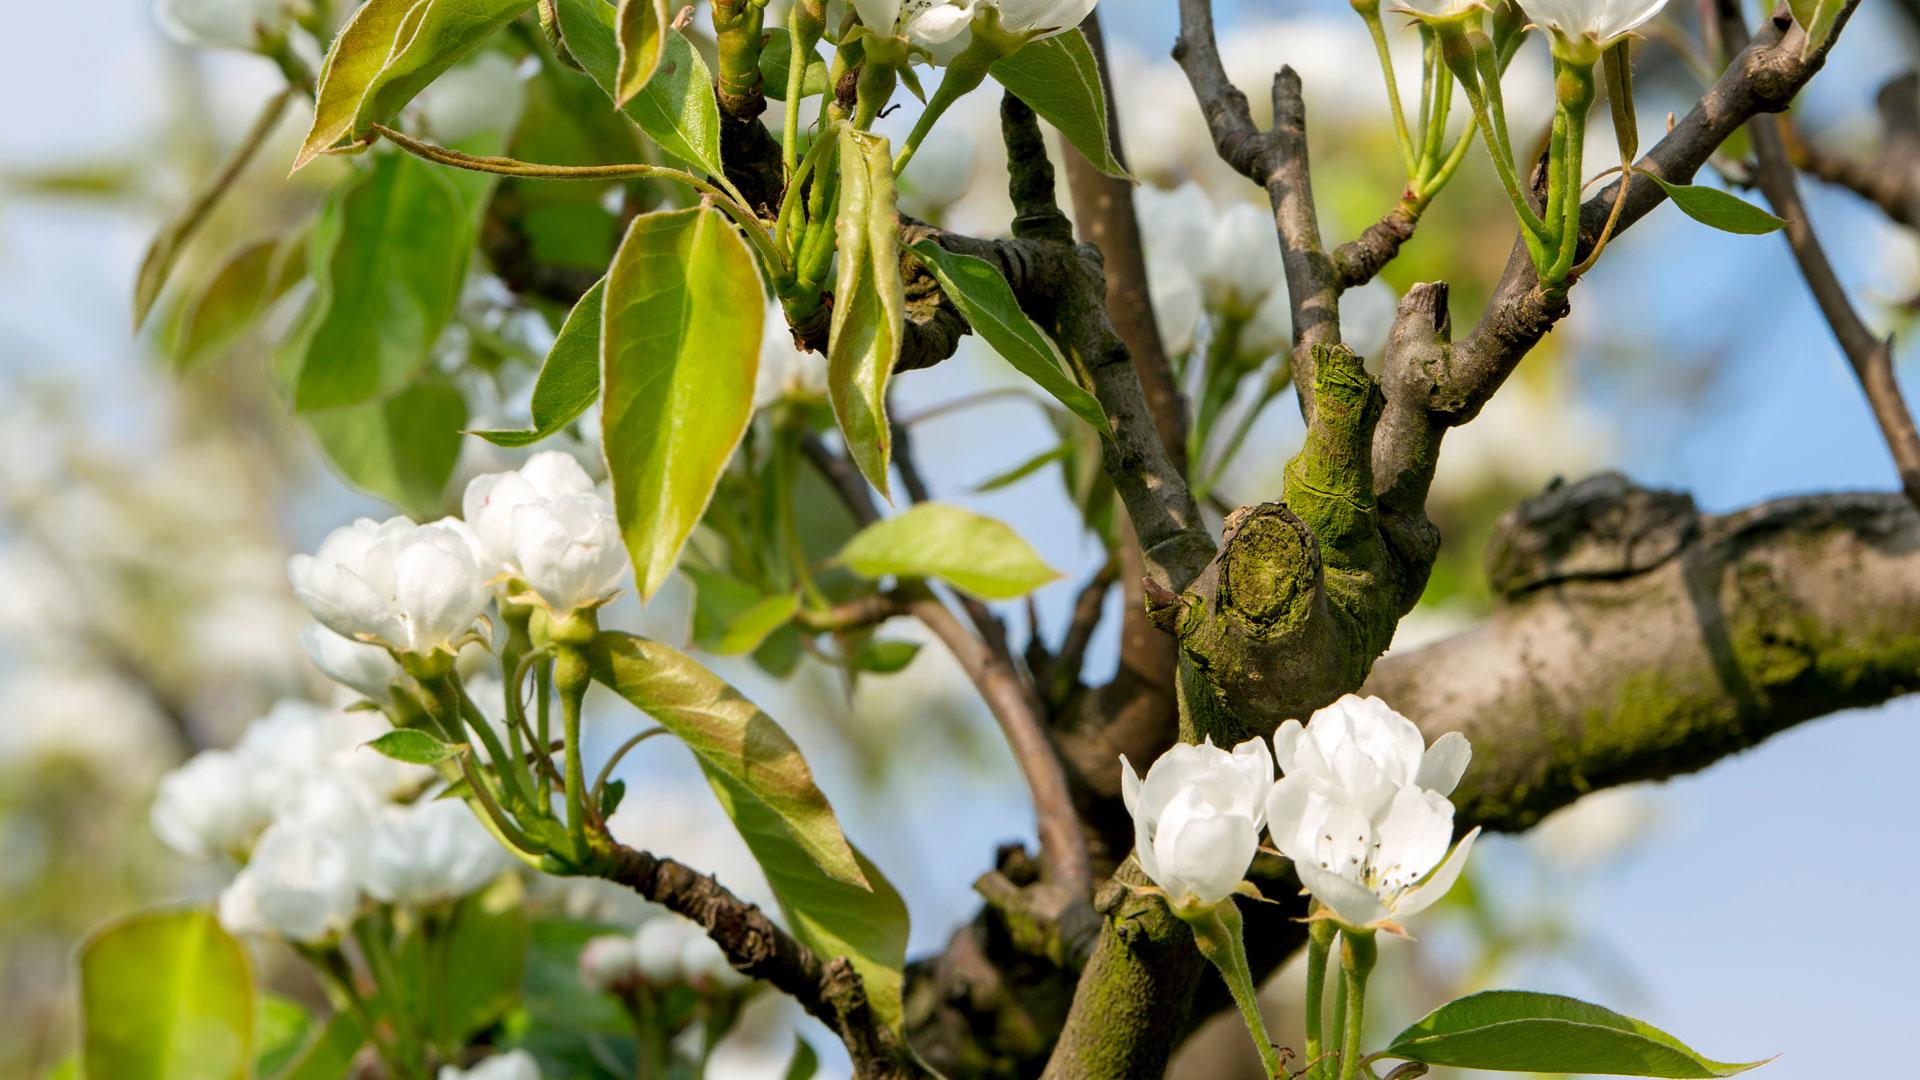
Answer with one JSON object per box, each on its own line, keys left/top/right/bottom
{"left": 151, "top": 699, "right": 511, "bottom": 943}
{"left": 1123, "top": 694, "right": 1478, "bottom": 931}
{"left": 579, "top": 913, "right": 752, "bottom": 995}
{"left": 289, "top": 453, "right": 628, "bottom": 662}
{"left": 851, "top": 0, "right": 1097, "bottom": 66}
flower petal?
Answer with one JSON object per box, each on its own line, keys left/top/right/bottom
{"left": 1295, "top": 859, "right": 1390, "bottom": 928}
{"left": 1414, "top": 731, "right": 1471, "bottom": 795}
{"left": 1372, "top": 786, "right": 1455, "bottom": 890}
{"left": 1160, "top": 809, "right": 1257, "bottom": 907}
{"left": 1391, "top": 826, "right": 1480, "bottom": 918}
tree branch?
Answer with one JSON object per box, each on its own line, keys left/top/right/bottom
{"left": 1792, "top": 70, "right": 1920, "bottom": 231}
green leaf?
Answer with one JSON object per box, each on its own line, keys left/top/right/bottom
{"left": 837, "top": 502, "right": 1059, "bottom": 600}
{"left": 430, "top": 876, "right": 528, "bottom": 1045}
{"left": 783, "top": 1036, "right": 819, "bottom": 1080}
{"left": 687, "top": 567, "right": 802, "bottom": 656}
{"left": 615, "top": 0, "right": 671, "bottom": 103}
{"left": 587, "top": 631, "right": 869, "bottom": 892}
{"left": 171, "top": 235, "right": 306, "bottom": 371}
{"left": 759, "top": 28, "right": 829, "bottom": 101}
{"left": 1786, "top": 0, "right": 1844, "bottom": 59}
{"left": 989, "top": 30, "right": 1130, "bottom": 180}
{"left": 603, "top": 206, "right": 764, "bottom": 599}
{"left": 974, "top": 443, "right": 1068, "bottom": 493}
{"left": 365, "top": 728, "right": 468, "bottom": 764}
{"left": 253, "top": 995, "right": 312, "bottom": 1078}
{"left": 298, "top": 0, "right": 535, "bottom": 166}
{"left": 1644, "top": 173, "right": 1786, "bottom": 236}
{"left": 552, "top": 0, "right": 725, "bottom": 177}
{"left": 908, "top": 240, "right": 1111, "bottom": 436}
{"left": 471, "top": 277, "right": 605, "bottom": 447}
{"left": 306, "top": 368, "right": 469, "bottom": 517}
{"left": 269, "top": 1012, "right": 365, "bottom": 1080}
{"left": 852, "top": 638, "right": 920, "bottom": 674}
{"left": 827, "top": 127, "right": 905, "bottom": 499}
{"left": 291, "top": 153, "right": 470, "bottom": 412}
{"left": 80, "top": 909, "right": 253, "bottom": 1080}
{"left": 1384, "top": 991, "right": 1770, "bottom": 1077}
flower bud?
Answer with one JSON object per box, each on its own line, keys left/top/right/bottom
{"left": 462, "top": 454, "right": 626, "bottom": 614}
{"left": 150, "top": 749, "right": 280, "bottom": 860}
{"left": 288, "top": 516, "right": 490, "bottom": 654}
{"left": 1121, "top": 737, "right": 1273, "bottom": 911}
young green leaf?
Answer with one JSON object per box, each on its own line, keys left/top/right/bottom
{"left": 836, "top": 502, "right": 1061, "bottom": 601}
{"left": 348, "top": 1, "right": 539, "bottom": 147}
{"left": 602, "top": 206, "right": 763, "bottom": 600}
{"left": 364, "top": 728, "right": 469, "bottom": 765}
{"left": 759, "top": 27, "right": 830, "bottom": 101}
{"left": 586, "top": 632, "right": 872, "bottom": 894}
{"left": 828, "top": 127, "right": 905, "bottom": 499}
{"left": 552, "top": 0, "right": 725, "bottom": 177}
{"left": 989, "top": 30, "right": 1130, "bottom": 180}
{"left": 1786, "top": 0, "right": 1845, "bottom": 60}
{"left": 852, "top": 638, "right": 921, "bottom": 674}
{"left": 471, "top": 277, "right": 605, "bottom": 447}
{"left": 298, "top": 0, "right": 416, "bottom": 169}
{"left": 290, "top": 153, "right": 470, "bottom": 413}
{"left": 908, "top": 239, "right": 1111, "bottom": 436}
{"left": 1384, "top": 990, "right": 1770, "bottom": 1077}
{"left": 251, "top": 995, "right": 312, "bottom": 1079}
{"left": 171, "top": 234, "right": 306, "bottom": 371}
{"left": 687, "top": 567, "right": 803, "bottom": 656}
{"left": 306, "top": 369, "right": 468, "bottom": 517}
{"left": 1644, "top": 173, "right": 1786, "bottom": 236}
{"left": 268, "top": 1011, "right": 366, "bottom": 1080}
{"left": 80, "top": 909, "right": 254, "bottom": 1080}
{"left": 615, "top": 0, "right": 671, "bottom": 103}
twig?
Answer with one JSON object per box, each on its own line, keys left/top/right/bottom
{"left": 1721, "top": 2, "right": 1920, "bottom": 510}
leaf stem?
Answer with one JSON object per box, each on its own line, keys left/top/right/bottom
{"left": 590, "top": 726, "right": 668, "bottom": 804}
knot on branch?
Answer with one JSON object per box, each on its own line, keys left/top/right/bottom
{"left": 1486, "top": 471, "right": 1700, "bottom": 598}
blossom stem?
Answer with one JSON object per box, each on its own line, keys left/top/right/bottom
{"left": 1304, "top": 916, "right": 1337, "bottom": 1080}
{"left": 1362, "top": 8, "right": 1419, "bottom": 177}
{"left": 555, "top": 644, "right": 593, "bottom": 860}
{"left": 452, "top": 671, "right": 536, "bottom": 811}
{"left": 534, "top": 658, "right": 554, "bottom": 803}
{"left": 591, "top": 726, "right": 668, "bottom": 804}
{"left": 1437, "top": 26, "right": 1549, "bottom": 260}
{"left": 352, "top": 917, "right": 424, "bottom": 1068}
{"left": 894, "top": 62, "right": 989, "bottom": 177}
{"left": 456, "top": 751, "right": 544, "bottom": 856}
{"left": 1337, "top": 930, "right": 1378, "bottom": 1080}
{"left": 782, "top": 0, "right": 826, "bottom": 180}
{"left": 1546, "top": 57, "right": 1596, "bottom": 283}
{"left": 304, "top": 944, "right": 422, "bottom": 1080}
{"left": 1183, "top": 901, "right": 1286, "bottom": 1078}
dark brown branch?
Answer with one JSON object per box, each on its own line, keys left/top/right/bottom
{"left": 1792, "top": 70, "right": 1920, "bottom": 231}
{"left": 604, "top": 842, "right": 918, "bottom": 1076}
{"left": 1725, "top": 12, "right": 1920, "bottom": 508}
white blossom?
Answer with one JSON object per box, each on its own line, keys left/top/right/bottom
{"left": 1201, "top": 203, "right": 1285, "bottom": 316}
{"left": 852, "top": 0, "right": 977, "bottom": 64}
{"left": 1120, "top": 737, "right": 1273, "bottom": 910}
{"left": 1134, "top": 182, "right": 1214, "bottom": 284}
{"left": 419, "top": 52, "right": 528, "bottom": 143}
{"left": 360, "top": 799, "right": 513, "bottom": 906}
{"left": 753, "top": 306, "right": 829, "bottom": 410}
{"left": 150, "top": 749, "right": 280, "bottom": 860}
{"left": 680, "top": 930, "right": 750, "bottom": 991}
{"left": 462, "top": 453, "right": 627, "bottom": 613}
{"left": 238, "top": 698, "right": 426, "bottom": 799}
{"left": 288, "top": 516, "right": 490, "bottom": 654}
{"left": 1265, "top": 694, "right": 1477, "bottom": 932}
{"left": 1148, "top": 256, "right": 1203, "bottom": 358}
{"left": 980, "top": 0, "right": 1096, "bottom": 38}
{"left": 439, "top": 1049, "right": 544, "bottom": 1080}
{"left": 634, "top": 915, "right": 695, "bottom": 984}
{"left": 1515, "top": 0, "right": 1667, "bottom": 48}
{"left": 216, "top": 868, "right": 273, "bottom": 938}
{"left": 897, "top": 130, "right": 979, "bottom": 218}
{"left": 579, "top": 934, "right": 642, "bottom": 992}
{"left": 243, "top": 821, "right": 363, "bottom": 943}
{"left": 154, "top": 0, "right": 286, "bottom": 51}
{"left": 301, "top": 622, "right": 407, "bottom": 705}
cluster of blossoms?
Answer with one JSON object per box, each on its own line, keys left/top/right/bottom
{"left": 1398, "top": 0, "right": 1665, "bottom": 52}
{"left": 150, "top": 698, "right": 511, "bottom": 942}
{"left": 578, "top": 912, "right": 752, "bottom": 997}
{"left": 1124, "top": 694, "right": 1478, "bottom": 932}
{"left": 849, "top": 0, "right": 1097, "bottom": 67}
{"left": 290, "top": 451, "right": 627, "bottom": 658}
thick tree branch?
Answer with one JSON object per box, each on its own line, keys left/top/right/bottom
{"left": 1367, "top": 475, "right": 1920, "bottom": 831}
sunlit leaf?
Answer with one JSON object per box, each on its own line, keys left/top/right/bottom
{"left": 552, "top": 0, "right": 725, "bottom": 177}
{"left": 80, "top": 909, "right": 253, "bottom": 1080}
{"left": 908, "top": 239, "right": 1110, "bottom": 435}
{"left": 827, "top": 127, "right": 904, "bottom": 498}
{"left": 471, "top": 277, "right": 605, "bottom": 447}
{"left": 615, "top": 0, "right": 671, "bottom": 103}
{"left": 1786, "top": 0, "right": 1844, "bottom": 59}
{"left": 364, "top": 728, "right": 467, "bottom": 765}
{"left": 1385, "top": 991, "right": 1770, "bottom": 1077}
{"left": 686, "top": 567, "right": 801, "bottom": 656}
{"left": 602, "top": 206, "right": 763, "bottom": 599}
{"left": 836, "top": 502, "right": 1060, "bottom": 600}
{"left": 306, "top": 368, "right": 469, "bottom": 517}
{"left": 852, "top": 638, "right": 920, "bottom": 674}
{"left": 989, "top": 30, "right": 1129, "bottom": 180}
